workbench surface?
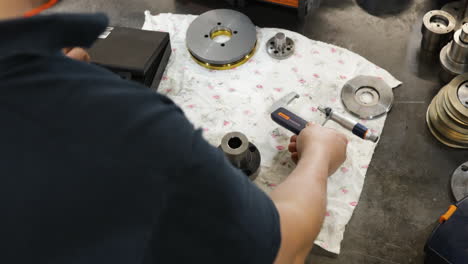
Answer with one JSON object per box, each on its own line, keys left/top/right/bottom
{"left": 50, "top": 0, "right": 467, "bottom": 263}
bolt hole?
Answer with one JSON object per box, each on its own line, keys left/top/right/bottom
{"left": 234, "top": 31, "right": 238, "bottom": 34}
{"left": 204, "top": 34, "right": 208, "bottom": 38}
{"left": 274, "top": 50, "right": 279, "bottom": 54}
{"left": 221, "top": 43, "right": 225, "bottom": 47}
{"left": 228, "top": 137, "right": 243, "bottom": 149}
{"left": 217, "top": 22, "right": 222, "bottom": 25}
{"left": 270, "top": 41, "right": 274, "bottom": 45}
{"left": 249, "top": 146, "right": 257, "bottom": 152}
{"left": 462, "top": 165, "right": 468, "bottom": 172}
{"left": 287, "top": 47, "right": 291, "bottom": 51}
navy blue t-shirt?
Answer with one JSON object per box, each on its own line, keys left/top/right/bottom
{"left": 0, "top": 13, "right": 280, "bottom": 264}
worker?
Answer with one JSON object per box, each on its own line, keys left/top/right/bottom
{"left": 0, "top": 1, "right": 348, "bottom": 263}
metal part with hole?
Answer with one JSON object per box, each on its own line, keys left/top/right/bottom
{"left": 451, "top": 161, "right": 468, "bottom": 202}
{"left": 421, "top": 10, "right": 456, "bottom": 52}
{"left": 266, "top": 32, "right": 295, "bottom": 60}
{"left": 219, "top": 132, "right": 261, "bottom": 181}
{"left": 426, "top": 73, "right": 468, "bottom": 148}
{"left": 440, "top": 24, "right": 468, "bottom": 83}
{"left": 341, "top": 76, "right": 394, "bottom": 119}
{"left": 186, "top": 9, "right": 257, "bottom": 70}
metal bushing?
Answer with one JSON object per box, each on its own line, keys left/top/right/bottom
{"left": 421, "top": 10, "right": 456, "bottom": 53}
{"left": 440, "top": 24, "right": 468, "bottom": 84}
{"left": 451, "top": 161, "right": 468, "bottom": 202}
{"left": 266, "top": 32, "right": 295, "bottom": 60}
{"left": 186, "top": 9, "right": 257, "bottom": 70}
{"left": 219, "top": 132, "right": 261, "bottom": 181}
{"left": 341, "top": 75, "right": 394, "bottom": 120}
{"left": 426, "top": 73, "right": 468, "bottom": 148}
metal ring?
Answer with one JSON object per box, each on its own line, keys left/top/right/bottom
{"left": 341, "top": 76, "right": 394, "bottom": 119}
{"left": 186, "top": 9, "right": 257, "bottom": 70}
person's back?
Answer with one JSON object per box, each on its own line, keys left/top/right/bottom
{"left": 0, "top": 2, "right": 348, "bottom": 264}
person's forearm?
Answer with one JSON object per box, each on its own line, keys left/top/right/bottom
{"left": 271, "top": 154, "right": 330, "bottom": 263}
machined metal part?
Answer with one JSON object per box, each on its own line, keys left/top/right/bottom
{"left": 266, "top": 32, "right": 295, "bottom": 60}
{"left": 440, "top": 24, "right": 468, "bottom": 83}
{"left": 341, "top": 75, "right": 394, "bottom": 119}
{"left": 451, "top": 161, "right": 468, "bottom": 202}
{"left": 426, "top": 73, "right": 468, "bottom": 148}
{"left": 219, "top": 132, "right": 261, "bottom": 181}
{"left": 186, "top": 9, "right": 257, "bottom": 70}
{"left": 421, "top": 10, "right": 456, "bottom": 52}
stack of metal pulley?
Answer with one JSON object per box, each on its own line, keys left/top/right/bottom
{"left": 426, "top": 73, "right": 468, "bottom": 148}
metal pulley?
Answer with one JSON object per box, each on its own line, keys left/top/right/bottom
{"left": 186, "top": 9, "right": 257, "bottom": 70}
{"left": 219, "top": 132, "right": 261, "bottom": 181}
{"left": 440, "top": 24, "right": 468, "bottom": 83}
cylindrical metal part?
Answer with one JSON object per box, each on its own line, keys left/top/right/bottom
{"left": 274, "top": 33, "right": 286, "bottom": 51}
{"left": 329, "top": 112, "right": 356, "bottom": 131}
{"left": 219, "top": 132, "right": 261, "bottom": 181}
{"left": 460, "top": 23, "right": 468, "bottom": 43}
{"left": 421, "top": 10, "right": 456, "bottom": 52}
{"left": 440, "top": 27, "right": 468, "bottom": 83}
{"left": 365, "top": 132, "right": 379, "bottom": 143}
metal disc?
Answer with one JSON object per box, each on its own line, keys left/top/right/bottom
{"left": 266, "top": 33, "right": 295, "bottom": 60}
{"left": 451, "top": 161, "right": 468, "bottom": 202}
{"left": 186, "top": 9, "right": 257, "bottom": 69}
{"left": 458, "top": 81, "right": 468, "bottom": 107}
{"left": 341, "top": 76, "right": 394, "bottom": 119}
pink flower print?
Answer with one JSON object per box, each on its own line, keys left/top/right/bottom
{"left": 172, "top": 48, "right": 177, "bottom": 52}
{"left": 311, "top": 50, "right": 320, "bottom": 54}
{"left": 256, "top": 84, "right": 263, "bottom": 89}
{"left": 361, "top": 119, "right": 368, "bottom": 124}
{"left": 325, "top": 211, "right": 331, "bottom": 216}
{"left": 310, "top": 107, "right": 318, "bottom": 112}
{"left": 209, "top": 70, "right": 215, "bottom": 73}
{"left": 371, "top": 129, "right": 378, "bottom": 134}
{"left": 203, "top": 128, "right": 209, "bottom": 132}
{"left": 274, "top": 88, "right": 283, "bottom": 92}
{"left": 338, "top": 59, "right": 344, "bottom": 64}
{"left": 304, "top": 93, "right": 310, "bottom": 97}
{"left": 350, "top": 202, "right": 358, "bottom": 207}
{"left": 299, "top": 78, "right": 306, "bottom": 84}
{"left": 243, "top": 110, "right": 251, "bottom": 115}
{"left": 267, "top": 183, "right": 278, "bottom": 187}
{"left": 294, "top": 53, "right": 303, "bottom": 58}
{"left": 254, "top": 70, "right": 261, "bottom": 75}
{"left": 375, "top": 65, "right": 381, "bottom": 70}
{"left": 341, "top": 167, "right": 349, "bottom": 173}
{"left": 341, "top": 188, "right": 349, "bottom": 194}
{"left": 162, "top": 76, "right": 169, "bottom": 81}
{"left": 377, "top": 76, "right": 383, "bottom": 80}
{"left": 292, "top": 67, "right": 298, "bottom": 73}
{"left": 187, "top": 104, "right": 196, "bottom": 109}
{"left": 212, "top": 95, "right": 220, "bottom": 100}
{"left": 164, "top": 88, "right": 173, "bottom": 93}
{"left": 223, "top": 121, "right": 230, "bottom": 126}
{"left": 183, "top": 66, "right": 188, "bottom": 71}
{"left": 208, "top": 84, "right": 214, "bottom": 90}
{"left": 276, "top": 146, "right": 285, "bottom": 151}
{"left": 229, "top": 88, "right": 236, "bottom": 92}
{"left": 331, "top": 98, "right": 337, "bottom": 103}
{"left": 331, "top": 48, "right": 337, "bottom": 53}
{"left": 361, "top": 165, "right": 369, "bottom": 169}
{"left": 340, "top": 75, "right": 347, "bottom": 80}
{"left": 313, "top": 73, "right": 320, "bottom": 78}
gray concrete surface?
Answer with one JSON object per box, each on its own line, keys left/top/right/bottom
{"left": 49, "top": 0, "right": 467, "bottom": 263}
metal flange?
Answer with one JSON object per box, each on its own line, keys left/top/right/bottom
{"left": 451, "top": 161, "right": 468, "bottom": 202}
{"left": 186, "top": 9, "right": 257, "bottom": 70}
{"left": 266, "top": 32, "right": 295, "bottom": 60}
{"left": 421, "top": 10, "right": 456, "bottom": 53}
{"left": 341, "top": 76, "right": 394, "bottom": 120}
{"left": 440, "top": 24, "right": 468, "bottom": 84}
{"left": 219, "top": 132, "right": 261, "bottom": 181}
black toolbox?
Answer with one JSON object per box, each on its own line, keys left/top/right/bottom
{"left": 88, "top": 26, "right": 171, "bottom": 89}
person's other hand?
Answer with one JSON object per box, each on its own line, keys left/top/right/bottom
{"left": 62, "top": 47, "right": 91, "bottom": 62}
{"left": 288, "top": 123, "right": 348, "bottom": 175}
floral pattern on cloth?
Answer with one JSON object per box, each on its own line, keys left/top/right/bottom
{"left": 143, "top": 11, "right": 401, "bottom": 254}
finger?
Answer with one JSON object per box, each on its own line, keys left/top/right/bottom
{"left": 65, "top": 48, "right": 91, "bottom": 62}
{"left": 291, "top": 152, "right": 299, "bottom": 164}
{"left": 288, "top": 142, "right": 297, "bottom": 153}
{"left": 290, "top": 135, "right": 297, "bottom": 143}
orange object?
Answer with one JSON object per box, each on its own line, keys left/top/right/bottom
{"left": 439, "top": 205, "right": 458, "bottom": 223}
{"left": 24, "top": 0, "right": 59, "bottom": 17}
{"left": 278, "top": 112, "right": 290, "bottom": 120}
{"left": 261, "top": 0, "right": 299, "bottom": 8}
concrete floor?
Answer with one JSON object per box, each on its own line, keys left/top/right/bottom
{"left": 49, "top": 0, "right": 467, "bottom": 263}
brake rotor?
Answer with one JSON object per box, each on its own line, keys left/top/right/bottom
{"left": 341, "top": 75, "right": 394, "bottom": 119}
{"left": 186, "top": 9, "right": 257, "bottom": 70}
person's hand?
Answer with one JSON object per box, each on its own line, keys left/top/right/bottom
{"left": 62, "top": 47, "right": 91, "bottom": 62}
{"left": 288, "top": 123, "right": 348, "bottom": 175}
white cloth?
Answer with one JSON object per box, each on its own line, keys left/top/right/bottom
{"left": 143, "top": 11, "right": 401, "bottom": 254}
